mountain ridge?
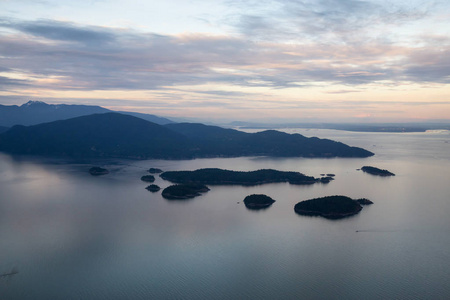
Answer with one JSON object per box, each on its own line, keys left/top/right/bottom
{"left": 0, "top": 101, "right": 173, "bottom": 127}
{"left": 0, "top": 113, "right": 374, "bottom": 159}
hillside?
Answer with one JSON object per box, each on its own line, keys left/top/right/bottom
{"left": 166, "top": 123, "right": 373, "bottom": 158}
{"left": 0, "top": 113, "right": 189, "bottom": 159}
{"left": 0, "top": 113, "right": 374, "bottom": 159}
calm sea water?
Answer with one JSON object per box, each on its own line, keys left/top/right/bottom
{"left": 1, "top": 129, "right": 449, "bottom": 300}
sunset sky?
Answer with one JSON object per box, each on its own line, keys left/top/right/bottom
{"left": 1, "top": 0, "right": 449, "bottom": 122}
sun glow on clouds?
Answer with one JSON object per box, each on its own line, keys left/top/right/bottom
{"left": 0, "top": 0, "right": 449, "bottom": 122}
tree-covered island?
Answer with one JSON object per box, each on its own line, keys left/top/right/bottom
{"left": 140, "top": 175, "right": 155, "bottom": 182}
{"left": 243, "top": 194, "right": 276, "bottom": 210}
{"left": 145, "top": 184, "right": 161, "bottom": 192}
{"left": 161, "top": 184, "right": 210, "bottom": 200}
{"left": 89, "top": 166, "right": 109, "bottom": 176}
{"left": 361, "top": 166, "right": 395, "bottom": 176}
{"left": 160, "top": 168, "right": 325, "bottom": 186}
{"left": 148, "top": 168, "right": 163, "bottom": 174}
{"left": 294, "top": 195, "right": 369, "bottom": 219}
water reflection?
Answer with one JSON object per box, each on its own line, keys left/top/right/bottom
{"left": 0, "top": 130, "right": 450, "bottom": 299}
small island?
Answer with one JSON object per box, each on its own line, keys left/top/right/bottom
{"left": 141, "top": 175, "right": 155, "bottom": 182}
{"left": 160, "top": 168, "right": 321, "bottom": 186}
{"left": 320, "top": 176, "right": 335, "bottom": 184}
{"left": 294, "top": 195, "right": 365, "bottom": 219}
{"left": 361, "top": 166, "right": 395, "bottom": 176}
{"left": 89, "top": 166, "right": 109, "bottom": 176}
{"left": 243, "top": 194, "right": 276, "bottom": 210}
{"left": 161, "top": 184, "right": 210, "bottom": 200}
{"left": 145, "top": 184, "right": 161, "bottom": 192}
{"left": 148, "top": 168, "right": 163, "bottom": 174}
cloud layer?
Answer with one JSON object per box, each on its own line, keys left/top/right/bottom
{"left": 1, "top": 0, "right": 449, "bottom": 121}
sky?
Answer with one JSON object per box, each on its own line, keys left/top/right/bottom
{"left": 0, "top": 0, "right": 449, "bottom": 123}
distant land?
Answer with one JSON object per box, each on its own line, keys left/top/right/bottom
{"left": 229, "top": 121, "right": 450, "bottom": 133}
{"left": 2, "top": 101, "right": 448, "bottom": 133}
{"left": 0, "top": 101, "right": 173, "bottom": 127}
{"left": 0, "top": 113, "right": 374, "bottom": 159}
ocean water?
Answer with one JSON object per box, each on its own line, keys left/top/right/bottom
{"left": 0, "top": 129, "right": 449, "bottom": 299}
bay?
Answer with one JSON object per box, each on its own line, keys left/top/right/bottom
{"left": 0, "top": 129, "right": 449, "bottom": 299}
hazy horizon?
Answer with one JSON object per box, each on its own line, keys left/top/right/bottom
{"left": 1, "top": 0, "right": 450, "bottom": 122}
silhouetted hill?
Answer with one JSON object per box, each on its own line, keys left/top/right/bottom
{"left": 166, "top": 123, "right": 373, "bottom": 157}
{"left": 0, "top": 114, "right": 374, "bottom": 159}
{"left": 117, "top": 111, "right": 173, "bottom": 125}
{"left": 0, "top": 113, "right": 189, "bottom": 159}
{"left": 0, "top": 101, "right": 173, "bottom": 127}
{"left": 0, "top": 126, "right": 8, "bottom": 134}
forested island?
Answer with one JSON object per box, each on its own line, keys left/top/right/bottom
{"left": 145, "top": 184, "right": 161, "bottom": 192}
{"left": 89, "top": 167, "right": 109, "bottom": 176}
{"left": 160, "top": 168, "right": 323, "bottom": 185}
{"left": 361, "top": 166, "right": 395, "bottom": 176}
{"left": 243, "top": 194, "right": 276, "bottom": 210}
{"left": 141, "top": 175, "right": 155, "bottom": 182}
{"left": 148, "top": 168, "right": 163, "bottom": 174}
{"left": 161, "top": 184, "right": 210, "bottom": 200}
{"left": 294, "top": 195, "right": 371, "bottom": 219}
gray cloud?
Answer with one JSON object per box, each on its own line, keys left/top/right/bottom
{"left": 0, "top": 18, "right": 115, "bottom": 46}
{"left": 0, "top": 75, "right": 31, "bottom": 87}
{"left": 0, "top": 14, "right": 449, "bottom": 95}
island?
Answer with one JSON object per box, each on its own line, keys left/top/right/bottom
{"left": 160, "top": 168, "right": 324, "bottom": 186}
{"left": 161, "top": 184, "right": 210, "bottom": 200}
{"left": 140, "top": 175, "right": 155, "bottom": 182}
{"left": 89, "top": 166, "right": 109, "bottom": 176}
{"left": 148, "top": 168, "right": 163, "bottom": 174}
{"left": 320, "top": 176, "right": 335, "bottom": 184}
{"left": 361, "top": 166, "right": 395, "bottom": 176}
{"left": 294, "top": 195, "right": 364, "bottom": 219}
{"left": 145, "top": 184, "right": 161, "bottom": 192}
{"left": 243, "top": 194, "right": 276, "bottom": 210}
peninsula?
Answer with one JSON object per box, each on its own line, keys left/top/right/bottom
{"left": 294, "top": 195, "right": 368, "bottom": 219}
{"left": 361, "top": 166, "right": 395, "bottom": 176}
{"left": 160, "top": 168, "right": 322, "bottom": 186}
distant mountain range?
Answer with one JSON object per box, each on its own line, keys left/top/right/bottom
{"left": 0, "top": 101, "right": 173, "bottom": 127}
{"left": 0, "top": 113, "right": 374, "bottom": 159}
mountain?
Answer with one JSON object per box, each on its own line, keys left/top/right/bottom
{"left": 166, "top": 123, "right": 374, "bottom": 158}
{"left": 0, "top": 113, "right": 374, "bottom": 159}
{"left": 0, "top": 101, "right": 173, "bottom": 127}
{"left": 0, "top": 113, "right": 189, "bottom": 159}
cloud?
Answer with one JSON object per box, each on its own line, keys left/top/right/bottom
{"left": 0, "top": 11, "right": 450, "bottom": 96}
{"left": 0, "top": 75, "right": 31, "bottom": 87}
{"left": 0, "top": 18, "right": 115, "bottom": 46}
